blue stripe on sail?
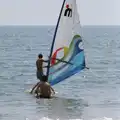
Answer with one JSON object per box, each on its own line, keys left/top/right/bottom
{"left": 48, "top": 50, "right": 85, "bottom": 86}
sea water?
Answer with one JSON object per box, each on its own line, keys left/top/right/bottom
{"left": 0, "top": 26, "right": 120, "bottom": 120}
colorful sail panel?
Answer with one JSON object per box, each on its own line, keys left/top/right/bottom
{"left": 48, "top": 0, "right": 86, "bottom": 86}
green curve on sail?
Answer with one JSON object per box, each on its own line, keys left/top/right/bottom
{"left": 51, "top": 35, "right": 81, "bottom": 66}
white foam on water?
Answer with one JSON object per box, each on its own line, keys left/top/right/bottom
{"left": 25, "top": 117, "right": 120, "bottom": 120}
{"left": 91, "top": 117, "right": 120, "bottom": 120}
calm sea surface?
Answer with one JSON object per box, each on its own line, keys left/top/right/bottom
{"left": 0, "top": 26, "right": 120, "bottom": 120}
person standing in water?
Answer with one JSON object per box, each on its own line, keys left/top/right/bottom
{"left": 36, "top": 53, "right": 48, "bottom": 80}
{"left": 30, "top": 54, "right": 48, "bottom": 93}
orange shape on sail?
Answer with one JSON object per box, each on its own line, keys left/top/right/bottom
{"left": 51, "top": 47, "right": 64, "bottom": 65}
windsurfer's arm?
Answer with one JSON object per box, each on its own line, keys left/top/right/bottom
{"left": 43, "top": 59, "right": 49, "bottom": 63}
{"left": 43, "top": 57, "right": 73, "bottom": 65}
{"left": 30, "top": 82, "right": 39, "bottom": 94}
{"left": 85, "top": 66, "right": 89, "bottom": 69}
{"left": 50, "top": 86, "right": 55, "bottom": 94}
{"left": 43, "top": 65, "right": 49, "bottom": 68}
{"left": 35, "top": 83, "right": 41, "bottom": 97}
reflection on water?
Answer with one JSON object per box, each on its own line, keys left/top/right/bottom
{"left": 35, "top": 96, "right": 88, "bottom": 119}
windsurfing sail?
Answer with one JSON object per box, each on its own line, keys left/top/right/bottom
{"left": 47, "top": 0, "right": 86, "bottom": 86}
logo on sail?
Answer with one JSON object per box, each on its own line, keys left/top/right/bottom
{"left": 64, "top": 4, "right": 72, "bottom": 17}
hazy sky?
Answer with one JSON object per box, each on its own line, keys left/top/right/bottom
{"left": 0, "top": 0, "right": 119, "bottom": 25}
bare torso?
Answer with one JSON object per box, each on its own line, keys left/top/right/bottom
{"left": 36, "top": 59, "right": 43, "bottom": 72}
{"left": 37, "top": 82, "right": 52, "bottom": 98}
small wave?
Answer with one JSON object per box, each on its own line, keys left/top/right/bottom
{"left": 25, "top": 117, "right": 82, "bottom": 120}
{"left": 92, "top": 117, "right": 119, "bottom": 120}
{"left": 24, "top": 117, "right": 120, "bottom": 120}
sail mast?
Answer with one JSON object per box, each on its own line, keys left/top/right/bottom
{"left": 47, "top": 0, "right": 66, "bottom": 77}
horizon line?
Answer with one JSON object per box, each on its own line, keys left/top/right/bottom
{"left": 0, "top": 24, "right": 120, "bottom": 27}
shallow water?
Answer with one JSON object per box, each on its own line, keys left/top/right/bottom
{"left": 0, "top": 26, "right": 120, "bottom": 120}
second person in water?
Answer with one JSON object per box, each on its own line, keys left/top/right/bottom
{"left": 31, "top": 75, "right": 55, "bottom": 98}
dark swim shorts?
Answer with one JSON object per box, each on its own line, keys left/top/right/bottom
{"left": 36, "top": 95, "right": 50, "bottom": 99}
{"left": 36, "top": 71, "right": 43, "bottom": 81}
